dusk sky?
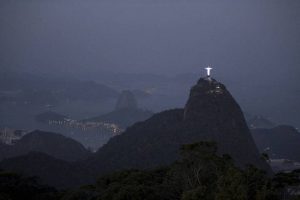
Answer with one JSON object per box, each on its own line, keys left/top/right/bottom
{"left": 0, "top": 0, "right": 299, "bottom": 83}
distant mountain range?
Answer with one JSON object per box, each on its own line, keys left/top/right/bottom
{"left": 0, "top": 130, "right": 91, "bottom": 162}
{"left": 0, "top": 70, "right": 118, "bottom": 106}
{"left": 247, "top": 115, "right": 276, "bottom": 129}
{"left": 252, "top": 125, "right": 300, "bottom": 161}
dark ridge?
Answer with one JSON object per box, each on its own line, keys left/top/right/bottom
{"left": 0, "top": 152, "right": 94, "bottom": 189}
{"left": 252, "top": 125, "right": 300, "bottom": 161}
{"left": 0, "top": 130, "right": 91, "bottom": 162}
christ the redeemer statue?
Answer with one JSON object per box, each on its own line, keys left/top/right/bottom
{"left": 205, "top": 66, "right": 212, "bottom": 77}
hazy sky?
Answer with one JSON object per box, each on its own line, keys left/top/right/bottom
{"left": 0, "top": 0, "right": 299, "bottom": 83}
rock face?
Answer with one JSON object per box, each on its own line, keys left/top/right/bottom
{"left": 88, "top": 77, "right": 270, "bottom": 174}
{"left": 115, "top": 90, "right": 138, "bottom": 110}
{"left": 183, "top": 78, "right": 268, "bottom": 168}
{"left": 184, "top": 78, "right": 235, "bottom": 121}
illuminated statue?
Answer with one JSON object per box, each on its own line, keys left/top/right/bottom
{"left": 205, "top": 66, "right": 212, "bottom": 77}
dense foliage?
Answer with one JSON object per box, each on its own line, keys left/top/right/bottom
{"left": 77, "top": 142, "right": 300, "bottom": 200}
{"left": 0, "top": 170, "right": 60, "bottom": 200}
{"left": 1, "top": 142, "right": 300, "bottom": 200}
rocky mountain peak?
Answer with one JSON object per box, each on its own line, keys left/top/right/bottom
{"left": 115, "top": 90, "right": 138, "bottom": 110}
{"left": 184, "top": 78, "right": 242, "bottom": 124}
{"left": 183, "top": 77, "right": 269, "bottom": 170}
